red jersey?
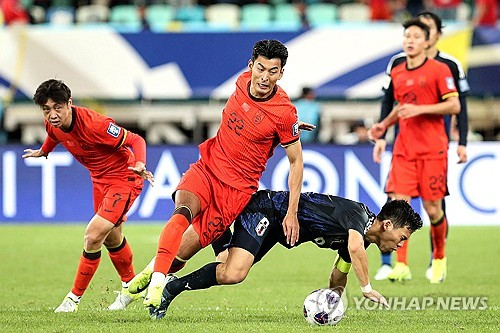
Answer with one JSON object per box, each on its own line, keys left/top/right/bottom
{"left": 391, "top": 58, "right": 458, "bottom": 160}
{"left": 41, "top": 106, "right": 144, "bottom": 181}
{"left": 199, "top": 71, "right": 299, "bottom": 194}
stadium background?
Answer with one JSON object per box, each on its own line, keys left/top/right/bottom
{"left": 0, "top": 20, "right": 499, "bottom": 226}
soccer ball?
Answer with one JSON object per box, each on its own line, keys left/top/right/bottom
{"left": 303, "top": 288, "right": 345, "bottom": 326}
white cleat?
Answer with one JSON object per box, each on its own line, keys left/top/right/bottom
{"left": 54, "top": 293, "right": 80, "bottom": 313}
{"left": 374, "top": 264, "right": 393, "bottom": 281}
{"left": 108, "top": 286, "right": 142, "bottom": 310}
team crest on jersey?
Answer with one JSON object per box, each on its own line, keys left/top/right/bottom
{"left": 106, "top": 123, "right": 121, "bottom": 138}
{"left": 292, "top": 121, "right": 299, "bottom": 136}
{"left": 446, "top": 77, "right": 456, "bottom": 90}
{"left": 255, "top": 217, "right": 270, "bottom": 236}
{"left": 253, "top": 111, "right": 264, "bottom": 124}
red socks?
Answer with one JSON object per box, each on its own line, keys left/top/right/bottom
{"left": 71, "top": 250, "right": 101, "bottom": 297}
{"left": 107, "top": 237, "right": 135, "bottom": 283}
{"left": 431, "top": 215, "right": 447, "bottom": 259}
{"left": 154, "top": 214, "right": 190, "bottom": 274}
{"left": 395, "top": 239, "right": 409, "bottom": 265}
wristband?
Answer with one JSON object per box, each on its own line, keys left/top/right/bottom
{"left": 361, "top": 283, "right": 372, "bottom": 293}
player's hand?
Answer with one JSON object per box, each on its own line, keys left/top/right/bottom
{"left": 372, "top": 139, "right": 387, "bottom": 164}
{"left": 363, "top": 289, "right": 389, "bottom": 309}
{"left": 367, "top": 123, "right": 386, "bottom": 142}
{"left": 298, "top": 121, "right": 316, "bottom": 132}
{"left": 129, "top": 162, "right": 155, "bottom": 186}
{"left": 397, "top": 103, "right": 421, "bottom": 119}
{"left": 457, "top": 145, "right": 467, "bottom": 164}
{"left": 282, "top": 213, "right": 299, "bottom": 246}
{"left": 22, "top": 148, "right": 47, "bottom": 159}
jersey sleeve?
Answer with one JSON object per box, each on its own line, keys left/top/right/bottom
{"left": 90, "top": 118, "right": 126, "bottom": 148}
{"left": 278, "top": 106, "right": 300, "bottom": 146}
{"left": 436, "top": 64, "right": 459, "bottom": 100}
{"left": 121, "top": 130, "right": 147, "bottom": 164}
{"left": 41, "top": 121, "right": 60, "bottom": 153}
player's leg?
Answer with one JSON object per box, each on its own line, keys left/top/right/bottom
{"left": 421, "top": 157, "right": 448, "bottom": 283}
{"left": 129, "top": 225, "right": 204, "bottom": 294}
{"left": 423, "top": 198, "right": 447, "bottom": 283}
{"left": 55, "top": 214, "right": 115, "bottom": 313}
{"left": 153, "top": 247, "right": 256, "bottom": 320}
{"left": 145, "top": 190, "right": 200, "bottom": 307}
{"left": 105, "top": 224, "right": 142, "bottom": 310}
{"left": 384, "top": 156, "right": 417, "bottom": 282}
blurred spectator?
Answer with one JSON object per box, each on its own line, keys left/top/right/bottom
{"left": 337, "top": 120, "right": 370, "bottom": 145}
{"left": 471, "top": 0, "right": 498, "bottom": 27}
{"left": 295, "top": 87, "right": 321, "bottom": 143}
{"left": 0, "top": 0, "right": 30, "bottom": 25}
{"left": 369, "top": 0, "right": 393, "bottom": 21}
{"left": 430, "top": 0, "right": 462, "bottom": 21}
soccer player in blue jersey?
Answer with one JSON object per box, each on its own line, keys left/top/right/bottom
{"left": 148, "top": 189, "right": 422, "bottom": 319}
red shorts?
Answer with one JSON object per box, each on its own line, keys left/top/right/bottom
{"left": 93, "top": 176, "right": 143, "bottom": 225}
{"left": 386, "top": 155, "right": 448, "bottom": 201}
{"left": 176, "top": 160, "right": 252, "bottom": 248}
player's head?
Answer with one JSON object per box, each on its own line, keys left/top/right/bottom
{"left": 374, "top": 199, "right": 423, "bottom": 252}
{"left": 402, "top": 18, "right": 431, "bottom": 56}
{"left": 34, "top": 79, "right": 72, "bottom": 107}
{"left": 251, "top": 39, "right": 288, "bottom": 68}
{"left": 417, "top": 11, "right": 443, "bottom": 48}
{"left": 34, "top": 79, "right": 73, "bottom": 129}
{"left": 248, "top": 40, "right": 288, "bottom": 99}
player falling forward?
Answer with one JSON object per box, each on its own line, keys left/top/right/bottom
{"left": 23, "top": 79, "right": 154, "bottom": 312}
{"left": 149, "top": 190, "right": 422, "bottom": 319}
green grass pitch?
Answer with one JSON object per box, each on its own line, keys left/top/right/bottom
{"left": 1, "top": 223, "right": 499, "bottom": 332}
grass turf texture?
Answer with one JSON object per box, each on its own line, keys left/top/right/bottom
{"left": 0, "top": 224, "right": 499, "bottom": 332}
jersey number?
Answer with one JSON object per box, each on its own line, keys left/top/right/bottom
{"left": 227, "top": 112, "right": 244, "bottom": 136}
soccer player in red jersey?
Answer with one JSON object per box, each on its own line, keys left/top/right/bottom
{"left": 372, "top": 12, "right": 471, "bottom": 282}
{"left": 368, "top": 19, "right": 460, "bottom": 284}
{"left": 22, "top": 79, "right": 154, "bottom": 312}
{"left": 136, "top": 40, "right": 306, "bottom": 310}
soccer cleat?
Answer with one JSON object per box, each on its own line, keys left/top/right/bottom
{"left": 128, "top": 266, "right": 153, "bottom": 294}
{"left": 143, "top": 279, "right": 165, "bottom": 309}
{"left": 107, "top": 286, "right": 142, "bottom": 310}
{"left": 54, "top": 293, "right": 80, "bottom": 313}
{"left": 387, "top": 262, "right": 412, "bottom": 282}
{"left": 430, "top": 258, "right": 447, "bottom": 284}
{"left": 374, "top": 264, "right": 393, "bottom": 281}
{"left": 425, "top": 265, "right": 433, "bottom": 281}
{"left": 150, "top": 274, "right": 179, "bottom": 320}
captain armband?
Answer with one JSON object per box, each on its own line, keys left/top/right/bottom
{"left": 334, "top": 254, "right": 351, "bottom": 274}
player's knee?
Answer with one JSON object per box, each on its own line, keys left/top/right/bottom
{"left": 84, "top": 233, "right": 103, "bottom": 250}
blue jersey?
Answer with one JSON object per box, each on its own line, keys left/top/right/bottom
{"left": 233, "top": 190, "right": 374, "bottom": 263}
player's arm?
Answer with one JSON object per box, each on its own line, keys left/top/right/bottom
{"left": 121, "top": 129, "right": 154, "bottom": 185}
{"left": 329, "top": 254, "right": 350, "bottom": 293}
{"left": 22, "top": 134, "right": 58, "bottom": 159}
{"left": 397, "top": 95, "right": 460, "bottom": 119}
{"left": 372, "top": 80, "right": 395, "bottom": 163}
{"left": 282, "top": 140, "right": 303, "bottom": 246}
{"left": 348, "top": 230, "right": 389, "bottom": 308}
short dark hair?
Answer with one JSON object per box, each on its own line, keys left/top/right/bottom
{"left": 33, "top": 79, "right": 71, "bottom": 107}
{"left": 377, "top": 199, "right": 423, "bottom": 233}
{"left": 418, "top": 11, "right": 443, "bottom": 34}
{"left": 402, "top": 18, "right": 430, "bottom": 40}
{"left": 251, "top": 39, "right": 288, "bottom": 68}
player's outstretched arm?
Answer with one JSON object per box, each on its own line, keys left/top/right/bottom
{"left": 372, "top": 139, "right": 387, "bottom": 164}
{"left": 347, "top": 230, "right": 389, "bottom": 309}
{"left": 22, "top": 148, "right": 48, "bottom": 159}
{"left": 298, "top": 120, "right": 316, "bottom": 132}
